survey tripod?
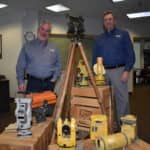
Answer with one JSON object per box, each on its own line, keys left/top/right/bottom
{"left": 50, "top": 36, "right": 108, "bottom": 144}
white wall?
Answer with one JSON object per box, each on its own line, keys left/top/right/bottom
{"left": 0, "top": 10, "right": 38, "bottom": 97}
{"left": 22, "top": 9, "right": 38, "bottom": 37}
{"left": 0, "top": 12, "right": 23, "bottom": 97}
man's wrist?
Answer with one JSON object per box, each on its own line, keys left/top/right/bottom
{"left": 50, "top": 77, "right": 57, "bottom": 82}
{"left": 18, "top": 80, "right": 24, "bottom": 86}
{"left": 124, "top": 70, "right": 130, "bottom": 73}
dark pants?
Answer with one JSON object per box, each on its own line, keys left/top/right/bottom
{"left": 26, "top": 76, "right": 55, "bottom": 93}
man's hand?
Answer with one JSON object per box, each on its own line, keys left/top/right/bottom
{"left": 121, "top": 71, "right": 129, "bottom": 83}
{"left": 18, "top": 83, "right": 26, "bottom": 92}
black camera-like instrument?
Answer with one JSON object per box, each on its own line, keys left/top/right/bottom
{"left": 67, "top": 15, "right": 85, "bottom": 40}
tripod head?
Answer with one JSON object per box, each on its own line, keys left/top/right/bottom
{"left": 67, "top": 15, "right": 85, "bottom": 42}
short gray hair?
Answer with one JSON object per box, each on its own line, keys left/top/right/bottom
{"left": 39, "top": 20, "right": 51, "bottom": 28}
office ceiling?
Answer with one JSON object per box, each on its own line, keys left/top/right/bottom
{"left": 1, "top": 0, "right": 150, "bottom": 20}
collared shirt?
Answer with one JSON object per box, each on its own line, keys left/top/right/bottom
{"left": 16, "top": 39, "right": 61, "bottom": 85}
{"left": 92, "top": 27, "right": 135, "bottom": 71}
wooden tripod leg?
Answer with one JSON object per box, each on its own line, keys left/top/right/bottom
{"left": 78, "top": 42, "right": 106, "bottom": 114}
{"left": 64, "top": 53, "right": 76, "bottom": 118}
{"left": 52, "top": 43, "right": 73, "bottom": 119}
{"left": 108, "top": 86, "right": 113, "bottom": 133}
{"left": 50, "top": 42, "right": 76, "bottom": 144}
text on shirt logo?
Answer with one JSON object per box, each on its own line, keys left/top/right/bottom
{"left": 49, "top": 49, "right": 55, "bottom": 52}
{"left": 115, "top": 34, "right": 121, "bottom": 38}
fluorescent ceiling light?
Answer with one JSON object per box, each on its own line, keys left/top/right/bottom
{"left": 0, "top": 3, "right": 8, "bottom": 9}
{"left": 127, "top": 11, "right": 150, "bottom": 19}
{"left": 45, "top": 4, "right": 70, "bottom": 12}
{"left": 112, "top": 0, "right": 125, "bottom": 3}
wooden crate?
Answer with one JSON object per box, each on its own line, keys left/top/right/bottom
{"left": 71, "top": 97, "right": 102, "bottom": 131}
{"left": 48, "top": 139, "right": 150, "bottom": 150}
{"left": 71, "top": 86, "right": 112, "bottom": 113}
{"left": 71, "top": 86, "right": 111, "bottom": 99}
{"left": 71, "top": 86, "right": 113, "bottom": 131}
{"left": 0, "top": 117, "right": 53, "bottom": 150}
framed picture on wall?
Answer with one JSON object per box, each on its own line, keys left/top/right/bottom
{"left": 0, "top": 35, "right": 2, "bottom": 59}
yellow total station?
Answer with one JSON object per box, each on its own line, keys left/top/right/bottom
{"left": 76, "top": 59, "right": 89, "bottom": 86}
{"left": 95, "top": 115, "right": 137, "bottom": 150}
{"left": 93, "top": 57, "right": 106, "bottom": 85}
{"left": 90, "top": 115, "right": 108, "bottom": 140}
{"left": 57, "top": 118, "right": 76, "bottom": 148}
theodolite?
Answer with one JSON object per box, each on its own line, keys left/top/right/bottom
{"left": 15, "top": 96, "right": 32, "bottom": 137}
{"left": 93, "top": 57, "right": 106, "bottom": 85}
{"left": 76, "top": 59, "right": 89, "bottom": 86}
{"left": 57, "top": 118, "right": 76, "bottom": 149}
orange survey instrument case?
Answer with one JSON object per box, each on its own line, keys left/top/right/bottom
{"left": 26, "top": 91, "right": 56, "bottom": 108}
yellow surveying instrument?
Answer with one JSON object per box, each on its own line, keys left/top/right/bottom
{"left": 95, "top": 115, "right": 137, "bottom": 150}
{"left": 90, "top": 115, "right": 108, "bottom": 140}
{"left": 57, "top": 118, "right": 76, "bottom": 149}
{"left": 93, "top": 57, "right": 106, "bottom": 85}
{"left": 76, "top": 59, "right": 89, "bottom": 86}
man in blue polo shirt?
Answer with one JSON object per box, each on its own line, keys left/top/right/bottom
{"left": 92, "top": 11, "right": 135, "bottom": 127}
{"left": 16, "top": 20, "right": 61, "bottom": 93}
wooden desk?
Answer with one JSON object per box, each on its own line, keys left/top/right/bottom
{"left": 0, "top": 117, "right": 53, "bottom": 150}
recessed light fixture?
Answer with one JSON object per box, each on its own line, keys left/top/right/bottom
{"left": 112, "top": 0, "right": 125, "bottom": 3}
{"left": 127, "top": 11, "right": 150, "bottom": 19}
{"left": 0, "top": 3, "right": 8, "bottom": 9}
{"left": 45, "top": 4, "right": 70, "bottom": 12}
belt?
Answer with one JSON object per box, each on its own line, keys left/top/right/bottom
{"left": 27, "top": 74, "right": 52, "bottom": 81}
{"left": 104, "top": 64, "right": 125, "bottom": 69}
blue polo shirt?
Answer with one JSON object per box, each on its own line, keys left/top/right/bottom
{"left": 16, "top": 39, "right": 61, "bottom": 85}
{"left": 92, "top": 27, "right": 135, "bottom": 71}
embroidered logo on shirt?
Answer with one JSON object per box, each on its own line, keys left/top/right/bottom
{"left": 115, "top": 34, "right": 121, "bottom": 38}
{"left": 49, "top": 49, "right": 55, "bottom": 52}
